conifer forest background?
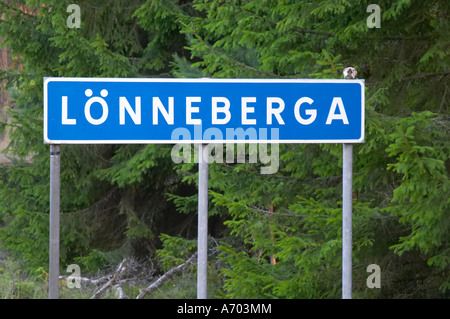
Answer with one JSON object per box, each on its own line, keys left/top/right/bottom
{"left": 0, "top": 0, "right": 448, "bottom": 299}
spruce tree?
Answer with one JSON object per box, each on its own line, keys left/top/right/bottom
{"left": 169, "top": 0, "right": 449, "bottom": 298}
{"left": 0, "top": 0, "right": 196, "bottom": 274}
{"left": 0, "top": 0, "right": 448, "bottom": 298}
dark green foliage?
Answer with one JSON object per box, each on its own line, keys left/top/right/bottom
{"left": 0, "top": 0, "right": 197, "bottom": 275}
{"left": 0, "top": 0, "right": 448, "bottom": 298}
{"left": 170, "top": 0, "right": 449, "bottom": 298}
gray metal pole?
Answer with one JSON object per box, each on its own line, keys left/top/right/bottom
{"left": 49, "top": 144, "right": 61, "bottom": 299}
{"left": 197, "top": 144, "right": 208, "bottom": 299}
{"left": 342, "top": 143, "right": 353, "bottom": 299}
{"left": 342, "top": 66, "right": 357, "bottom": 299}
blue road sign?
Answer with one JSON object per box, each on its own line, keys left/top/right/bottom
{"left": 44, "top": 78, "right": 364, "bottom": 144}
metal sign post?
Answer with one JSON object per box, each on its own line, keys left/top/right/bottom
{"left": 49, "top": 144, "right": 60, "bottom": 299}
{"left": 342, "top": 67, "right": 357, "bottom": 299}
{"left": 342, "top": 143, "right": 353, "bottom": 299}
{"left": 197, "top": 144, "right": 209, "bottom": 299}
{"left": 44, "top": 74, "right": 364, "bottom": 300}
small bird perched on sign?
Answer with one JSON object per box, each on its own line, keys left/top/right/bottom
{"left": 343, "top": 67, "right": 357, "bottom": 79}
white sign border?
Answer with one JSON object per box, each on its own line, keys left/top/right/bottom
{"left": 44, "top": 77, "right": 365, "bottom": 144}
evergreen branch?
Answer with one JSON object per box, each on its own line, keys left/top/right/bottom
{"left": 0, "top": 2, "right": 39, "bottom": 18}
{"left": 187, "top": 23, "right": 286, "bottom": 78}
{"left": 368, "top": 87, "right": 388, "bottom": 102}
{"left": 238, "top": 6, "right": 334, "bottom": 38}
{"left": 294, "top": 29, "right": 432, "bottom": 40}
{"left": 77, "top": 1, "right": 141, "bottom": 11}
{"left": 249, "top": 205, "right": 313, "bottom": 218}
{"left": 293, "top": 27, "right": 335, "bottom": 37}
{"left": 229, "top": 58, "right": 287, "bottom": 78}
{"left": 62, "top": 187, "right": 118, "bottom": 215}
{"left": 209, "top": 2, "right": 432, "bottom": 44}
{"left": 238, "top": 6, "right": 431, "bottom": 41}
{"left": 364, "top": 34, "right": 433, "bottom": 40}
{"left": 322, "top": 50, "right": 338, "bottom": 79}
{"left": 397, "top": 128, "right": 412, "bottom": 151}
{"left": 237, "top": 7, "right": 429, "bottom": 41}
{"left": 366, "top": 69, "right": 450, "bottom": 86}
{"left": 403, "top": 69, "right": 450, "bottom": 81}
{"left": 438, "top": 83, "right": 449, "bottom": 114}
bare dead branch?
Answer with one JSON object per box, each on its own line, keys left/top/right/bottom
{"left": 90, "top": 259, "right": 127, "bottom": 299}
{"left": 136, "top": 253, "right": 197, "bottom": 299}
{"left": 114, "top": 284, "right": 127, "bottom": 299}
{"left": 58, "top": 274, "right": 110, "bottom": 286}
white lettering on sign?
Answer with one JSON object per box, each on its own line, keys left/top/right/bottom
{"left": 266, "top": 97, "right": 285, "bottom": 125}
{"left": 153, "top": 97, "right": 174, "bottom": 125}
{"left": 84, "top": 89, "right": 109, "bottom": 125}
{"left": 212, "top": 97, "right": 231, "bottom": 125}
{"left": 186, "top": 96, "right": 202, "bottom": 125}
{"left": 120, "top": 97, "right": 141, "bottom": 125}
{"left": 326, "top": 97, "right": 349, "bottom": 124}
{"left": 62, "top": 96, "right": 76, "bottom": 125}
{"left": 294, "top": 97, "right": 316, "bottom": 125}
{"left": 61, "top": 95, "right": 350, "bottom": 126}
{"left": 241, "top": 97, "right": 257, "bottom": 125}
